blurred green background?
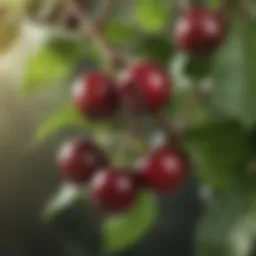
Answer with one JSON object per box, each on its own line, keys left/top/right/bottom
{"left": 0, "top": 0, "right": 255, "bottom": 256}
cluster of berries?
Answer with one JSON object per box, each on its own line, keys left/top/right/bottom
{"left": 56, "top": 6, "right": 225, "bottom": 214}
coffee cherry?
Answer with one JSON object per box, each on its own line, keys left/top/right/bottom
{"left": 90, "top": 168, "right": 137, "bottom": 213}
{"left": 117, "top": 61, "right": 171, "bottom": 113}
{"left": 136, "top": 146, "right": 189, "bottom": 192}
{"left": 72, "top": 72, "right": 119, "bottom": 119}
{"left": 57, "top": 139, "right": 107, "bottom": 183}
{"left": 174, "top": 7, "right": 225, "bottom": 56}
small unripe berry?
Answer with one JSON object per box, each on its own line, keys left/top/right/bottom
{"left": 72, "top": 72, "right": 119, "bottom": 119}
{"left": 57, "top": 139, "right": 107, "bottom": 183}
{"left": 136, "top": 146, "right": 189, "bottom": 193}
{"left": 90, "top": 168, "right": 137, "bottom": 213}
{"left": 117, "top": 61, "right": 171, "bottom": 113}
{"left": 174, "top": 7, "right": 225, "bottom": 56}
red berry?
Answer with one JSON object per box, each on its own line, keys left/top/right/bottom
{"left": 117, "top": 61, "right": 171, "bottom": 113}
{"left": 174, "top": 7, "right": 225, "bottom": 56}
{"left": 57, "top": 139, "right": 107, "bottom": 183}
{"left": 136, "top": 147, "right": 189, "bottom": 192}
{"left": 90, "top": 168, "right": 137, "bottom": 213}
{"left": 72, "top": 72, "right": 118, "bottom": 119}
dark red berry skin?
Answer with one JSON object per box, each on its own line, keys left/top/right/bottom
{"left": 117, "top": 61, "right": 171, "bottom": 113}
{"left": 136, "top": 147, "right": 189, "bottom": 193}
{"left": 57, "top": 139, "right": 107, "bottom": 183}
{"left": 174, "top": 8, "right": 225, "bottom": 56}
{"left": 72, "top": 72, "right": 118, "bottom": 119}
{"left": 90, "top": 168, "right": 137, "bottom": 213}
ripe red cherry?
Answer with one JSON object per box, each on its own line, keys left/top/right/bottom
{"left": 117, "top": 61, "right": 171, "bottom": 113}
{"left": 136, "top": 146, "right": 189, "bottom": 192}
{"left": 174, "top": 7, "right": 225, "bottom": 56}
{"left": 57, "top": 139, "right": 107, "bottom": 183}
{"left": 90, "top": 168, "right": 137, "bottom": 213}
{"left": 72, "top": 72, "right": 118, "bottom": 119}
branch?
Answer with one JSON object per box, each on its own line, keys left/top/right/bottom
{"left": 219, "top": 0, "right": 248, "bottom": 16}
{"left": 178, "top": 0, "right": 191, "bottom": 12}
{"left": 37, "top": 0, "right": 60, "bottom": 22}
{"left": 154, "top": 115, "right": 181, "bottom": 148}
{"left": 95, "top": 0, "right": 114, "bottom": 31}
{"left": 62, "top": 0, "right": 125, "bottom": 69}
{"left": 219, "top": 0, "right": 235, "bottom": 13}
{"left": 246, "top": 159, "right": 256, "bottom": 176}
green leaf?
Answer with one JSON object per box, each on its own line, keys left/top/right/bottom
{"left": 33, "top": 104, "right": 86, "bottom": 145}
{"left": 103, "top": 192, "right": 158, "bottom": 253}
{"left": 211, "top": 20, "right": 256, "bottom": 126}
{"left": 196, "top": 190, "right": 256, "bottom": 256}
{"left": 133, "top": 0, "right": 170, "bottom": 33}
{"left": 184, "top": 119, "right": 249, "bottom": 189}
{"left": 23, "top": 38, "right": 83, "bottom": 93}
{"left": 136, "top": 35, "right": 174, "bottom": 67}
{"left": 42, "top": 184, "right": 83, "bottom": 223}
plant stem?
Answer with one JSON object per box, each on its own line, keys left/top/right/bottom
{"left": 178, "top": 0, "right": 191, "bottom": 12}
{"left": 95, "top": 0, "right": 114, "bottom": 31}
{"left": 62, "top": 0, "right": 124, "bottom": 70}
{"left": 37, "top": 0, "right": 60, "bottom": 22}
{"left": 154, "top": 114, "right": 181, "bottom": 148}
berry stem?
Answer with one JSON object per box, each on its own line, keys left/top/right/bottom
{"left": 178, "top": 0, "right": 191, "bottom": 12}
{"left": 95, "top": 0, "right": 115, "bottom": 31}
{"left": 155, "top": 115, "right": 181, "bottom": 148}
{"left": 123, "top": 86, "right": 145, "bottom": 137}
{"left": 62, "top": 0, "right": 125, "bottom": 70}
{"left": 37, "top": 0, "right": 60, "bottom": 22}
{"left": 246, "top": 159, "right": 256, "bottom": 176}
{"left": 219, "top": 0, "right": 248, "bottom": 16}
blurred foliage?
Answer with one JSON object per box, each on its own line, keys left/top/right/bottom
{"left": 42, "top": 184, "right": 83, "bottom": 223}
{"left": 103, "top": 192, "right": 158, "bottom": 253}
{"left": 212, "top": 20, "right": 256, "bottom": 126}
{"left": 133, "top": 0, "right": 171, "bottom": 33}
{"left": 104, "top": 19, "right": 137, "bottom": 46}
{"left": 0, "top": 18, "right": 20, "bottom": 54}
{"left": 23, "top": 38, "right": 86, "bottom": 93}
{"left": 1, "top": 0, "right": 255, "bottom": 255}
{"left": 197, "top": 190, "right": 256, "bottom": 256}
{"left": 0, "top": 0, "right": 28, "bottom": 10}
{"left": 33, "top": 104, "right": 86, "bottom": 145}
{"left": 185, "top": 119, "right": 250, "bottom": 189}
{"left": 135, "top": 35, "right": 174, "bottom": 67}
{"left": 184, "top": 56, "right": 213, "bottom": 79}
